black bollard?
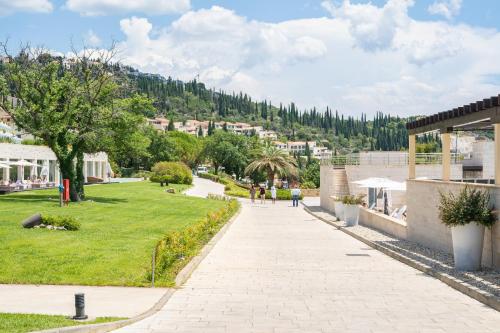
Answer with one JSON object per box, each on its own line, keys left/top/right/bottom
{"left": 73, "top": 293, "right": 88, "bottom": 320}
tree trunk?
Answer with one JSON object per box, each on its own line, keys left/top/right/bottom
{"left": 267, "top": 170, "right": 274, "bottom": 189}
{"left": 58, "top": 156, "right": 80, "bottom": 202}
{"left": 213, "top": 163, "right": 219, "bottom": 175}
{"left": 75, "top": 151, "right": 85, "bottom": 200}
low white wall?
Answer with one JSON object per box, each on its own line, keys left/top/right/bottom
{"left": 407, "top": 180, "right": 500, "bottom": 269}
{"left": 359, "top": 207, "right": 408, "bottom": 239}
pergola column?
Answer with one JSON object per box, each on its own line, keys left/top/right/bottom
{"left": 83, "top": 160, "right": 88, "bottom": 183}
{"left": 3, "top": 158, "right": 9, "bottom": 183}
{"left": 55, "top": 162, "right": 60, "bottom": 185}
{"left": 17, "top": 165, "right": 23, "bottom": 181}
{"left": 495, "top": 123, "right": 500, "bottom": 185}
{"left": 441, "top": 130, "right": 451, "bottom": 181}
{"left": 31, "top": 159, "right": 38, "bottom": 179}
{"left": 408, "top": 134, "right": 416, "bottom": 179}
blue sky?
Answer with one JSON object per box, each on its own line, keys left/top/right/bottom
{"left": 1, "top": 1, "right": 500, "bottom": 116}
{"left": 2, "top": 1, "right": 500, "bottom": 52}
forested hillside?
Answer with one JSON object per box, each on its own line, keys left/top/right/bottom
{"left": 120, "top": 65, "right": 433, "bottom": 153}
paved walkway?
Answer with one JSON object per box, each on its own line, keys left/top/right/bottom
{"left": 0, "top": 284, "right": 167, "bottom": 318}
{"left": 114, "top": 200, "right": 500, "bottom": 333}
{"left": 184, "top": 176, "right": 225, "bottom": 198}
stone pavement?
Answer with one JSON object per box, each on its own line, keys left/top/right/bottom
{"left": 0, "top": 284, "right": 168, "bottom": 318}
{"left": 184, "top": 176, "right": 225, "bottom": 198}
{"left": 113, "top": 199, "right": 500, "bottom": 333}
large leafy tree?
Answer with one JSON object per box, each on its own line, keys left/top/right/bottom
{"left": 0, "top": 45, "right": 117, "bottom": 201}
{"left": 203, "top": 130, "right": 248, "bottom": 177}
{"left": 245, "top": 145, "right": 297, "bottom": 188}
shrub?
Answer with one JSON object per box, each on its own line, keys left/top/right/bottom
{"left": 150, "top": 162, "right": 193, "bottom": 185}
{"left": 439, "top": 186, "right": 496, "bottom": 228}
{"left": 41, "top": 215, "right": 80, "bottom": 231}
{"left": 262, "top": 189, "right": 301, "bottom": 200}
{"left": 131, "top": 170, "right": 151, "bottom": 179}
{"left": 300, "top": 181, "right": 317, "bottom": 189}
{"left": 152, "top": 199, "right": 239, "bottom": 284}
{"left": 342, "top": 194, "right": 365, "bottom": 205}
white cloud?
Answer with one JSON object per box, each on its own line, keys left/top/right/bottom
{"left": 84, "top": 30, "right": 102, "bottom": 47}
{"left": 105, "top": 4, "right": 500, "bottom": 117}
{"left": 428, "top": 0, "right": 462, "bottom": 20}
{"left": 65, "top": 0, "right": 190, "bottom": 16}
{"left": 321, "top": 0, "right": 414, "bottom": 51}
{"left": 0, "top": 0, "right": 53, "bottom": 15}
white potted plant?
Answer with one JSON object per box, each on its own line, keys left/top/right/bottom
{"left": 342, "top": 194, "right": 365, "bottom": 226}
{"left": 439, "top": 186, "right": 496, "bottom": 271}
{"left": 332, "top": 196, "right": 344, "bottom": 221}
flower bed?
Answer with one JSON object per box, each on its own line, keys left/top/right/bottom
{"left": 151, "top": 198, "right": 239, "bottom": 285}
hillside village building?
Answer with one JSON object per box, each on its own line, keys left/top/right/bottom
{"left": 148, "top": 117, "right": 332, "bottom": 159}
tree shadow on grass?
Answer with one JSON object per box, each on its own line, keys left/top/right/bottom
{"left": 0, "top": 193, "right": 59, "bottom": 203}
{"left": 0, "top": 193, "right": 127, "bottom": 205}
{"left": 84, "top": 196, "right": 128, "bottom": 204}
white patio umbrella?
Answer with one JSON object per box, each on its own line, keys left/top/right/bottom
{"left": 8, "top": 159, "right": 38, "bottom": 167}
{"left": 353, "top": 177, "right": 406, "bottom": 191}
{"left": 353, "top": 177, "right": 406, "bottom": 214}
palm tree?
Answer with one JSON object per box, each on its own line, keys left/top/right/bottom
{"left": 245, "top": 146, "right": 297, "bottom": 188}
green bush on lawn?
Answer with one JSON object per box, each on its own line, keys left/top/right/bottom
{"left": 150, "top": 161, "right": 192, "bottom": 185}
{"left": 152, "top": 198, "right": 239, "bottom": 284}
{"left": 41, "top": 215, "right": 80, "bottom": 231}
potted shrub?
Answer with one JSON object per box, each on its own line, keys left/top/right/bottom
{"left": 332, "top": 196, "right": 344, "bottom": 221}
{"left": 439, "top": 186, "right": 496, "bottom": 271}
{"left": 342, "top": 194, "right": 365, "bottom": 226}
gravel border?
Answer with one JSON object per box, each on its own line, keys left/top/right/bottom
{"left": 303, "top": 203, "right": 500, "bottom": 312}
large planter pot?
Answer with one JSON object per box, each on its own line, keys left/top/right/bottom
{"left": 451, "top": 223, "right": 485, "bottom": 271}
{"left": 333, "top": 201, "right": 344, "bottom": 221}
{"left": 344, "top": 204, "right": 360, "bottom": 226}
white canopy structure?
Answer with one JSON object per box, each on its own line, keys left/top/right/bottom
{"left": 352, "top": 177, "right": 406, "bottom": 191}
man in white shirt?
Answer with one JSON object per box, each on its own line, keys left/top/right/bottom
{"left": 291, "top": 186, "right": 301, "bottom": 207}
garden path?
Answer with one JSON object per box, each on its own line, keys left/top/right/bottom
{"left": 113, "top": 198, "right": 500, "bottom": 332}
{"left": 184, "top": 176, "right": 225, "bottom": 198}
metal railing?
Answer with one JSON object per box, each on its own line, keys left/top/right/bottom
{"left": 324, "top": 152, "right": 464, "bottom": 167}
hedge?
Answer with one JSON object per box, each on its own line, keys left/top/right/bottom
{"left": 150, "top": 162, "right": 192, "bottom": 185}
{"left": 199, "top": 173, "right": 303, "bottom": 200}
{"left": 151, "top": 198, "right": 239, "bottom": 285}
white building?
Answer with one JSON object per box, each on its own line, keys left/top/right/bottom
{"left": 0, "top": 143, "right": 110, "bottom": 188}
{"left": 287, "top": 141, "right": 316, "bottom": 154}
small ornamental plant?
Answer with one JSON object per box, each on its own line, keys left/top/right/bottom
{"left": 438, "top": 186, "right": 496, "bottom": 228}
{"left": 342, "top": 194, "right": 365, "bottom": 205}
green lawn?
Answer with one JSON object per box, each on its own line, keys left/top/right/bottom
{"left": 0, "top": 313, "right": 123, "bottom": 333}
{"left": 0, "top": 181, "right": 226, "bottom": 286}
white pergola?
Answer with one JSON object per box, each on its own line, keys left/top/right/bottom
{"left": 407, "top": 95, "right": 500, "bottom": 183}
{"left": 0, "top": 143, "right": 110, "bottom": 184}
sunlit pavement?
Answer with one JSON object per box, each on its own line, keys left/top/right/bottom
{"left": 113, "top": 195, "right": 500, "bottom": 332}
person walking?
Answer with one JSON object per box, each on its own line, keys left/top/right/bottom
{"left": 250, "top": 185, "right": 256, "bottom": 203}
{"left": 259, "top": 185, "right": 266, "bottom": 204}
{"left": 270, "top": 185, "right": 277, "bottom": 204}
{"left": 291, "top": 185, "right": 301, "bottom": 207}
